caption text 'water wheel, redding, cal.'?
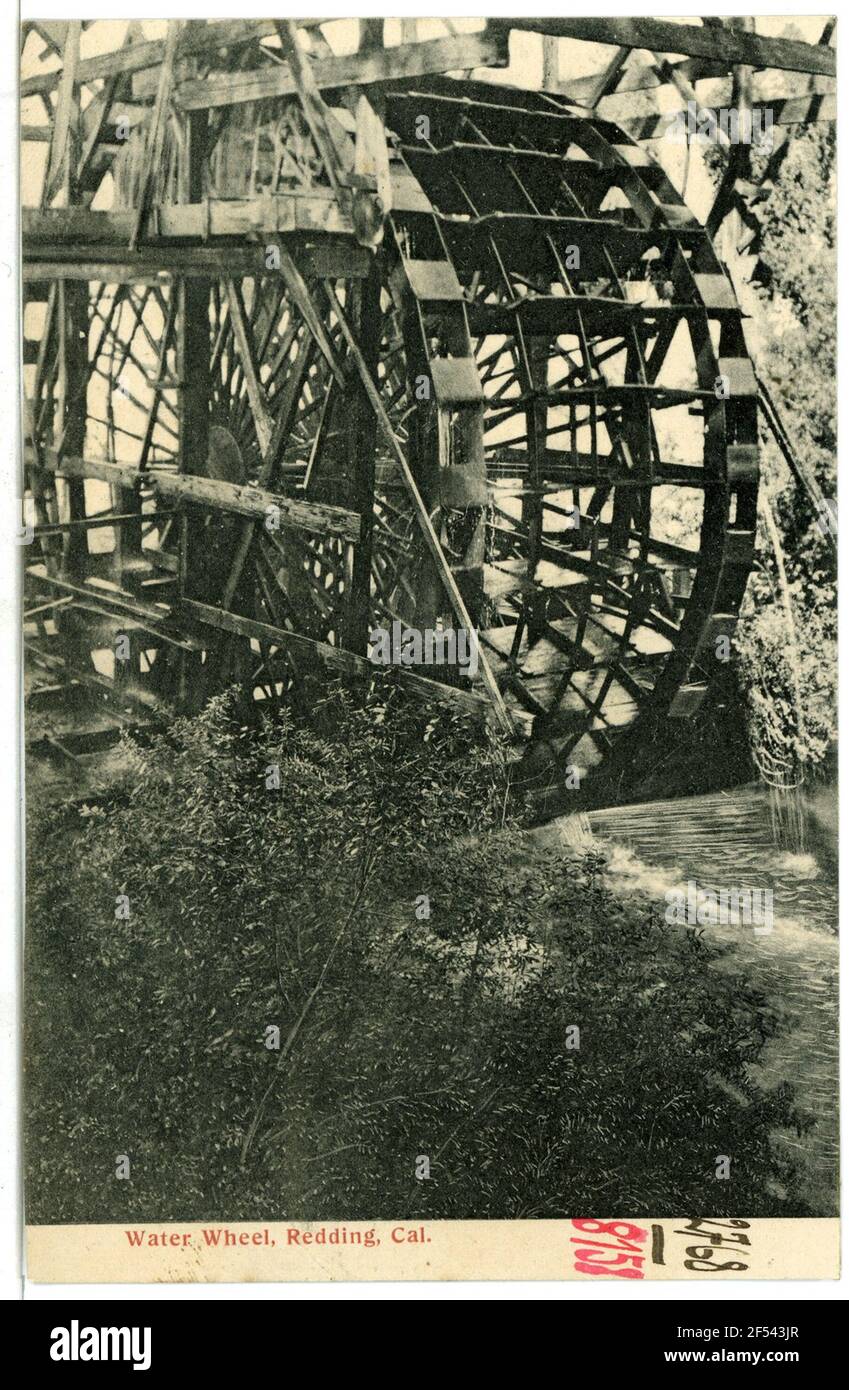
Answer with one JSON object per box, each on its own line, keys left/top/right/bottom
{"left": 23, "top": 68, "right": 758, "bottom": 814}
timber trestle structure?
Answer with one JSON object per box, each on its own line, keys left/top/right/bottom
{"left": 20, "top": 17, "right": 837, "bottom": 811}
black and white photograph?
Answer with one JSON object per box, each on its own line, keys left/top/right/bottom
{"left": 17, "top": 11, "right": 838, "bottom": 1285}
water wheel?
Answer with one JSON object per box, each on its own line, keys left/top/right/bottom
{"left": 23, "top": 75, "right": 758, "bottom": 810}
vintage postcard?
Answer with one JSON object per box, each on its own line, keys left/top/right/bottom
{"left": 20, "top": 13, "right": 838, "bottom": 1285}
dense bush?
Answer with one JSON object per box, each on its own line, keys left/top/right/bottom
{"left": 26, "top": 681, "right": 811, "bottom": 1222}
{"left": 733, "top": 125, "right": 836, "bottom": 775}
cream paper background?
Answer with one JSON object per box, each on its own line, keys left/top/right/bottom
{"left": 27, "top": 1218, "right": 840, "bottom": 1283}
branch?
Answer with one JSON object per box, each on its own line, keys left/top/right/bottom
{"left": 239, "top": 842, "right": 378, "bottom": 1167}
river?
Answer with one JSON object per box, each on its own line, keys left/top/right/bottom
{"left": 548, "top": 784, "right": 838, "bottom": 1214}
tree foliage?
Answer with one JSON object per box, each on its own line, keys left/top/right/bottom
{"left": 736, "top": 124, "right": 836, "bottom": 774}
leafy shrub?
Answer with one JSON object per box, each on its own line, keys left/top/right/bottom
{"left": 735, "top": 125, "right": 836, "bottom": 775}
{"left": 26, "top": 681, "right": 811, "bottom": 1222}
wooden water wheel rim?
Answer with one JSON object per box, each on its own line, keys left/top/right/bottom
{"left": 23, "top": 77, "right": 758, "bottom": 810}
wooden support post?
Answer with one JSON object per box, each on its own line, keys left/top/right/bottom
{"left": 585, "top": 46, "right": 630, "bottom": 108}
{"left": 224, "top": 280, "right": 273, "bottom": 453}
{"left": 325, "top": 283, "right": 515, "bottom": 737}
{"left": 275, "top": 19, "right": 353, "bottom": 197}
{"left": 50, "top": 26, "right": 88, "bottom": 581}
{"left": 707, "top": 39, "right": 755, "bottom": 248}
{"left": 342, "top": 261, "right": 381, "bottom": 654}
{"left": 541, "top": 36, "right": 560, "bottom": 91}
{"left": 131, "top": 19, "right": 182, "bottom": 248}
{"left": 359, "top": 18, "right": 385, "bottom": 51}
{"left": 523, "top": 336, "right": 550, "bottom": 643}
{"left": 213, "top": 282, "right": 276, "bottom": 628}
{"left": 176, "top": 107, "right": 211, "bottom": 705}
{"left": 57, "top": 279, "right": 88, "bottom": 577}
{"left": 43, "top": 21, "right": 81, "bottom": 210}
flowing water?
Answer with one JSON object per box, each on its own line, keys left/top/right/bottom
{"left": 550, "top": 784, "right": 839, "bottom": 1213}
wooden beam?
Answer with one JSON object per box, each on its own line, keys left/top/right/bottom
{"left": 217, "top": 269, "right": 286, "bottom": 623}
{"left": 23, "top": 238, "right": 370, "bottom": 282}
{"left": 31, "top": 511, "right": 175, "bottom": 538}
{"left": 583, "top": 46, "right": 630, "bottom": 108}
{"left": 498, "top": 19, "right": 836, "bottom": 78}
{"left": 324, "top": 282, "right": 515, "bottom": 737}
{"left": 23, "top": 643, "right": 163, "bottom": 713}
{"left": 275, "top": 250, "right": 346, "bottom": 390}
{"left": 23, "top": 190, "right": 358, "bottom": 245}
{"left": 43, "top": 21, "right": 81, "bottom": 209}
{"left": 21, "top": 18, "right": 285, "bottom": 97}
{"left": 563, "top": 54, "right": 834, "bottom": 105}
{"left": 56, "top": 280, "right": 89, "bottom": 570}
{"left": 28, "top": 450, "right": 361, "bottom": 543}
{"left": 341, "top": 262, "right": 381, "bottom": 653}
{"left": 77, "top": 23, "right": 147, "bottom": 197}
{"left": 44, "top": 29, "right": 89, "bottom": 578}
{"left": 706, "top": 17, "right": 755, "bottom": 245}
{"left": 25, "top": 565, "right": 204, "bottom": 652}
{"left": 620, "top": 90, "right": 836, "bottom": 141}
{"left": 173, "top": 104, "right": 210, "bottom": 632}
{"left": 138, "top": 294, "right": 178, "bottom": 469}
{"left": 169, "top": 30, "right": 508, "bottom": 111}
{"left": 131, "top": 21, "right": 182, "bottom": 248}
{"left": 159, "top": 479, "right": 354, "bottom": 547}
{"left": 261, "top": 333, "right": 316, "bottom": 486}
{"left": 32, "top": 22, "right": 68, "bottom": 60}
{"left": 539, "top": 34, "right": 560, "bottom": 90}
{"left": 566, "top": 55, "right": 705, "bottom": 102}
{"left": 223, "top": 280, "right": 274, "bottom": 454}
{"left": 274, "top": 18, "right": 353, "bottom": 196}
{"left": 182, "top": 599, "right": 500, "bottom": 723}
